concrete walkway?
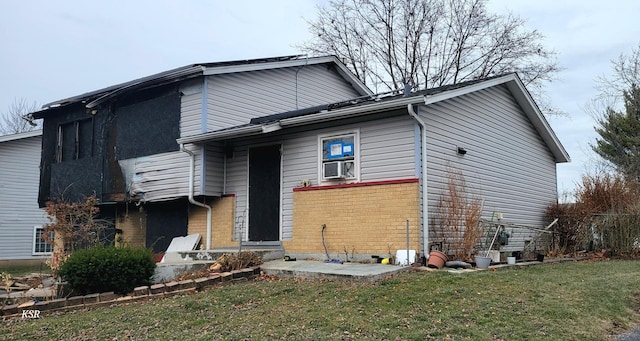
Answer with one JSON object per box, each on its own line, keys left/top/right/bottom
{"left": 260, "top": 259, "right": 411, "bottom": 281}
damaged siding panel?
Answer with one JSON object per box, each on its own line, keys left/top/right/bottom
{"left": 0, "top": 135, "right": 48, "bottom": 260}
{"left": 423, "top": 85, "right": 557, "bottom": 251}
{"left": 206, "top": 64, "right": 362, "bottom": 131}
{"left": 121, "top": 150, "right": 196, "bottom": 202}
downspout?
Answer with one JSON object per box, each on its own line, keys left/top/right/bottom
{"left": 408, "top": 104, "right": 429, "bottom": 258}
{"left": 180, "top": 143, "right": 212, "bottom": 250}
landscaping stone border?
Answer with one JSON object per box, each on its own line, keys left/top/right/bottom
{"left": 1, "top": 266, "right": 261, "bottom": 319}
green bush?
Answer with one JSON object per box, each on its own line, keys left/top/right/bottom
{"left": 58, "top": 246, "right": 156, "bottom": 295}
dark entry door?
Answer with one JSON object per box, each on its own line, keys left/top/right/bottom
{"left": 248, "top": 144, "right": 281, "bottom": 241}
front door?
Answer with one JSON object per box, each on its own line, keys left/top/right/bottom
{"left": 248, "top": 144, "right": 281, "bottom": 241}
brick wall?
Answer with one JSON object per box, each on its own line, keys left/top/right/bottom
{"left": 188, "top": 196, "right": 235, "bottom": 249}
{"left": 116, "top": 207, "right": 147, "bottom": 247}
{"left": 285, "top": 181, "right": 420, "bottom": 257}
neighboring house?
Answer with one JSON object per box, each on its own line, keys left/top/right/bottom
{"left": 0, "top": 130, "right": 51, "bottom": 264}
{"left": 32, "top": 55, "right": 570, "bottom": 261}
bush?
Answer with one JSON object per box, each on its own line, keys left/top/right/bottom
{"left": 546, "top": 172, "right": 640, "bottom": 256}
{"left": 58, "top": 246, "right": 156, "bottom": 295}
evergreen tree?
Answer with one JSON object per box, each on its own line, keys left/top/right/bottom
{"left": 593, "top": 86, "right": 640, "bottom": 180}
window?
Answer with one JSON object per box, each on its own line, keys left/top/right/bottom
{"left": 33, "top": 226, "right": 53, "bottom": 255}
{"left": 319, "top": 131, "right": 359, "bottom": 181}
{"left": 56, "top": 118, "right": 93, "bottom": 162}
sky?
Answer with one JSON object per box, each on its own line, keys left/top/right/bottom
{"left": 1, "top": 0, "right": 639, "bottom": 200}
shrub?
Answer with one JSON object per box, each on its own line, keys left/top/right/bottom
{"left": 546, "top": 172, "right": 640, "bottom": 257}
{"left": 42, "top": 195, "right": 113, "bottom": 276}
{"left": 58, "top": 246, "right": 156, "bottom": 295}
{"left": 433, "top": 165, "right": 484, "bottom": 261}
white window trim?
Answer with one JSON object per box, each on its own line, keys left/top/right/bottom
{"left": 32, "top": 226, "right": 53, "bottom": 256}
{"left": 317, "top": 129, "right": 360, "bottom": 184}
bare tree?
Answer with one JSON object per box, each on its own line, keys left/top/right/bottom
{"left": 0, "top": 97, "right": 40, "bottom": 135}
{"left": 299, "top": 0, "right": 560, "bottom": 113}
{"left": 593, "top": 43, "right": 640, "bottom": 109}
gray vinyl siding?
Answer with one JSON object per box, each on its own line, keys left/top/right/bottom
{"left": 0, "top": 134, "right": 48, "bottom": 260}
{"left": 422, "top": 85, "right": 558, "bottom": 251}
{"left": 204, "top": 143, "right": 224, "bottom": 196}
{"left": 206, "top": 64, "right": 362, "bottom": 131}
{"left": 180, "top": 80, "right": 204, "bottom": 137}
{"left": 222, "top": 115, "right": 417, "bottom": 241}
{"left": 224, "top": 147, "right": 248, "bottom": 239}
{"left": 360, "top": 117, "right": 417, "bottom": 181}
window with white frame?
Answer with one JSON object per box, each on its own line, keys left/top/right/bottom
{"left": 33, "top": 226, "right": 53, "bottom": 255}
{"left": 319, "top": 131, "right": 358, "bottom": 181}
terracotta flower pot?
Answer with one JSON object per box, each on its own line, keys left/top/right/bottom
{"left": 427, "top": 250, "right": 448, "bottom": 269}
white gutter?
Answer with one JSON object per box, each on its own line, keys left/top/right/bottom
{"left": 180, "top": 144, "right": 212, "bottom": 250}
{"left": 407, "top": 104, "right": 429, "bottom": 258}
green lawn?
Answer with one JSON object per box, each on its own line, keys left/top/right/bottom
{"left": 2, "top": 260, "right": 639, "bottom": 340}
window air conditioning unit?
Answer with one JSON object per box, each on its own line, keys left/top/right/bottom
{"left": 323, "top": 161, "right": 345, "bottom": 179}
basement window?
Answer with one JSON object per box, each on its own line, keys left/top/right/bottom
{"left": 318, "top": 131, "right": 359, "bottom": 182}
{"left": 56, "top": 118, "right": 94, "bottom": 162}
{"left": 33, "top": 226, "right": 53, "bottom": 255}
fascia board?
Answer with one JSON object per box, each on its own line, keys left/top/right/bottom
{"left": 422, "top": 74, "right": 516, "bottom": 105}
{"left": 328, "top": 56, "right": 374, "bottom": 96}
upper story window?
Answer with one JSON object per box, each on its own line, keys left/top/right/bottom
{"left": 57, "top": 118, "right": 93, "bottom": 162}
{"left": 319, "top": 131, "right": 359, "bottom": 182}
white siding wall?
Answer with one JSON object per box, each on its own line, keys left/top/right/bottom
{"left": 223, "top": 115, "right": 417, "bottom": 241}
{"left": 422, "top": 85, "right": 558, "bottom": 251}
{"left": 122, "top": 147, "right": 207, "bottom": 202}
{"left": 0, "top": 134, "right": 49, "bottom": 260}
{"left": 206, "top": 64, "right": 362, "bottom": 131}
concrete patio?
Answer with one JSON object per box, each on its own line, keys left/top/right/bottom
{"left": 260, "top": 259, "right": 411, "bottom": 281}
